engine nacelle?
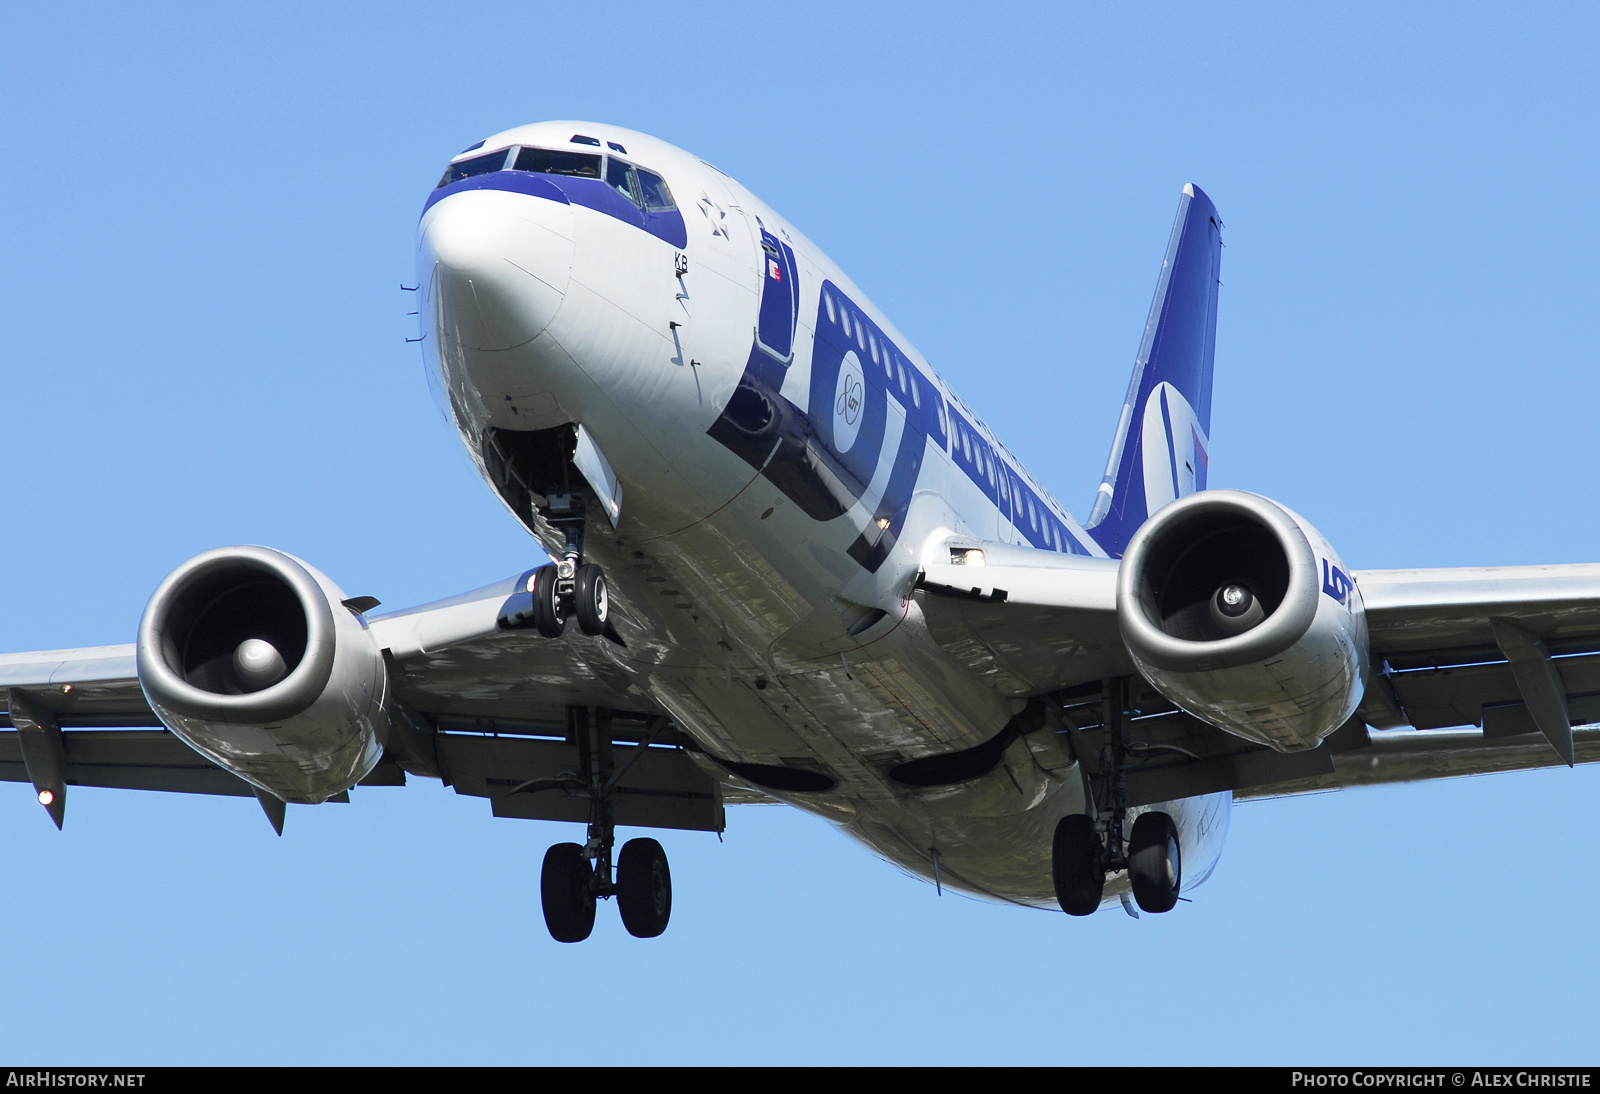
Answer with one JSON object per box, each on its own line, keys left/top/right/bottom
{"left": 136, "top": 546, "right": 388, "bottom": 804}
{"left": 1116, "top": 491, "right": 1368, "bottom": 752}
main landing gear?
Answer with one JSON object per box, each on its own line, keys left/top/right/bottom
{"left": 538, "top": 707, "right": 673, "bottom": 943}
{"left": 529, "top": 495, "right": 609, "bottom": 639}
{"left": 1051, "top": 679, "right": 1182, "bottom": 916}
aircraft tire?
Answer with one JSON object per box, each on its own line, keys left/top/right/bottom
{"left": 616, "top": 837, "right": 672, "bottom": 938}
{"left": 1128, "top": 811, "right": 1181, "bottom": 913}
{"left": 540, "top": 842, "right": 596, "bottom": 943}
{"left": 532, "top": 565, "right": 565, "bottom": 638}
{"left": 575, "top": 563, "right": 609, "bottom": 636}
{"left": 1052, "top": 813, "right": 1104, "bottom": 915}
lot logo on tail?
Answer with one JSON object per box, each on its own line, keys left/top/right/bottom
{"left": 1141, "top": 382, "right": 1210, "bottom": 516}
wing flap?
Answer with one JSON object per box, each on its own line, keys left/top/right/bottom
{"left": 0, "top": 729, "right": 255, "bottom": 797}
{"left": 439, "top": 732, "right": 725, "bottom": 832}
{"left": 1238, "top": 725, "right": 1600, "bottom": 800}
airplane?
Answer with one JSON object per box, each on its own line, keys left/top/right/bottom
{"left": 4, "top": 120, "right": 1598, "bottom": 943}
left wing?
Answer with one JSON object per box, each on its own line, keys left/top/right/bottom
{"left": 0, "top": 573, "right": 755, "bottom": 830}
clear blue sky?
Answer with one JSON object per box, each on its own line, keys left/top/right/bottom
{"left": 2, "top": 2, "right": 1598, "bottom": 1065}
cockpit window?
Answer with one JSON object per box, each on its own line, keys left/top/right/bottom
{"left": 513, "top": 147, "right": 602, "bottom": 179}
{"left": 436, "top": 148, "right": 509, "bottom": 189}
{"left": 606, "top": 158, "right": 640, "bottom": 203}
{"left": 635, "top": 169, "right": 676, "bottom": 212}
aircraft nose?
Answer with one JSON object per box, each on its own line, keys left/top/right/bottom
{"left": 420, "top": 189, "right": 575, "bottom": 350}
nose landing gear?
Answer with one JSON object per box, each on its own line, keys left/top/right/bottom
{"left": 529, "top": 559, "right": 609, "bottom": 638}
{"left": 526, "top": 501, "right": 610, "bottom": 638}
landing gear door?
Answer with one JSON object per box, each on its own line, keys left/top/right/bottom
{"left": 753, "top": 219, "right": 800, "bottom": 365}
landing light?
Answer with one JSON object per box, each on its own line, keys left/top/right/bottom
{"left": 950, "top": 548, "right": 986, "bottom": 567}
{"left": 37, "top": 790, "right": 53, "bottom": 806}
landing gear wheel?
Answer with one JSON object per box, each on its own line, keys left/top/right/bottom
{"left": 616, "top": 837, "right": 672, "bottom": 938}
{"left": 1128, "top": 811, "right": 1181, "bottom": 913}
{"left": 1052, "top": 813, "right": 1105, "bottom": 916}
{"left": 531, "top": 565, "right": 565, "bottom": 639}
{"left": 540, "top": 842, "right": 595, "bottom": 942}
{"left": 575, "top": 563, "right": 609, "bottom": 637}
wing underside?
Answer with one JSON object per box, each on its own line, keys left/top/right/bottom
{"left": 0, "top": 574, "right": 768, "bottom": 831}
{"left": 915, "top": 552, "right": 1600, "bottom": 802}
{"left": 6, "top": 559, "right": 1600, "bottom": 823}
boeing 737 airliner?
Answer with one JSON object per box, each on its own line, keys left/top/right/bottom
{"left": 4, "top": 122, "right": 1598, "bottom": 942}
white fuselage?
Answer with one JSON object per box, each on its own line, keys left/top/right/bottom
{"left": 417, "top": 121, "right": 1228, "bottom": 908}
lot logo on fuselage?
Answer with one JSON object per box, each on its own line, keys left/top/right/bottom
{"left": 833, "top": 352, "right": 865, "bottom": 453}
{"left": 707, "top": 273, "right": 947, "bottom": 574}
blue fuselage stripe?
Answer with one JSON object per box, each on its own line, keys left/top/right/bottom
{"left": 422, "top": 171, "right": 688, "bottom": 248}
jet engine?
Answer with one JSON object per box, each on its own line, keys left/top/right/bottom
{"left": 1116, "top": 491, "right": 1368, "bottom": 752}
{"left": 136, "top": 546, "right": 388, "bottom": 803}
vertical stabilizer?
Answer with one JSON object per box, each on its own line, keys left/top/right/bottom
{"left": 1086, "top": 184, "right": 1222, "bottom": 557}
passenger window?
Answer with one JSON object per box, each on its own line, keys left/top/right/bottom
{"left": 436, "top": 148, "right": 509, "bottom": 188}
{"left": 635, "top": 169, "right": 677, "bottom": 212}
{"left": 606, "top": 158, "right": 639, "bottom": 204}
{"left": 513, "top": 148, "right": 602, "bottom": 179}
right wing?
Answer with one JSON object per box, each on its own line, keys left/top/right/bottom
{"left": 914, "top": 544, "right": 1600, "bottom": 803}
{"left": 914, "top": 543, "right": 1129, "bottom": 696}
{"left": 1235, "top": 563, "right": 1600, "bottom": 798}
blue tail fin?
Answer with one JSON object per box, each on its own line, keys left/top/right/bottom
{"left": 1085, "top": 183, "right": 1222, "bottom": 557}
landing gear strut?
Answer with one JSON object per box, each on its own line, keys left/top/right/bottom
{"left": 529, "top": 494, "right": 610, "bottom": 638}
{"left": 1051, "top": 677, "right": 1181, "bottom": 916}
{"left": 537, "top": 707, "right": 674, "bottom": 943}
